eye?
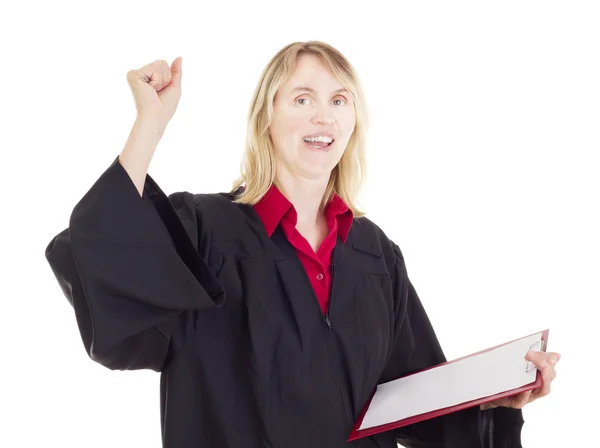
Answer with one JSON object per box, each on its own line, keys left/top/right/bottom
{"left": 333, "top": 98, "right": 347, "bottom": 106}
{"left": 296, "top": 98, "right": 311, "bottom": 105}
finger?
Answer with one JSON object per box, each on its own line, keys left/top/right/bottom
{"left": 509, "top": 390, "right": 532, "bottom": 409}
{"left": 159, "top": 58, "right": 182, "bottom": 106}
{"left": 547, "top": 352, "right": 561, "bottom": 366}
{"left": 150, "top": 60, "right": 167, "bottom": 91}
{"left": 481, "top": 401, "right": 500, "bottom": 411}
{"left": 530, "top": 381, "right": 550, "bottom": 401}
{"left": 147, "top": 61, "right": 164, "bottom": 90}
{"left": 171, "top": 57, "right": 182, "bottom": 89}
{"left": 532, "top": 365, "right": 556, "bottom": 400}
{"left": 156, "top": 60, "right": 169, "bottom": 91}
{"left": 532, "top": 354, "right": 557, "bottom": 381}
{"left": 526, "top": 350, "right": 560, "bottom": 367}
{"left": 162, "top": 60, "right": 172, "bottom": 85}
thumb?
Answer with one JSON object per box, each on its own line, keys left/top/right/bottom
{"left": 170, "top": 56, "right": 182, "bottom": 88}
{"left": 158, "top": 56, "right": 182, "bottom": 107}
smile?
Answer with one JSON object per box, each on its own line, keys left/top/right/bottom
{"left": 302, "top": 135, "right": 335, "bottom": 150}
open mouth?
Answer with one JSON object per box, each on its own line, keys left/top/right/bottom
{"left": 302, "top": 136, "right": 335, "bottom": 150}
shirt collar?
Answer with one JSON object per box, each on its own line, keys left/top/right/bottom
{"left": 253, "top": 184, "right": 353, "bottom": 242}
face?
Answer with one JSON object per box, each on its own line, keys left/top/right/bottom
{"left": 269, "top": 54, "right": 356, "bottom": 183}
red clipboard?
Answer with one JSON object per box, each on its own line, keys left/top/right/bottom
{"left": 348, "top": 329, "right": 550, "bottom": 441}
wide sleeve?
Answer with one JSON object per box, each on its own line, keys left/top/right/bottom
{"left": 379, "top": 243, "right": 525, "bottom": 448}
{"left": 44, "top": 156, "right": 225, "bottom": 372}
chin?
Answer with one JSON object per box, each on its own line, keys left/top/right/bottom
{"left": 300, "top": 162, "right": 338, "bottom": 180}
{"left": 287, "top": 145, "right": 345, "bottom": 179}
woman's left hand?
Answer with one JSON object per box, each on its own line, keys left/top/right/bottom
{"left": 480, "top": 350, "right": 561, "bottom": 410}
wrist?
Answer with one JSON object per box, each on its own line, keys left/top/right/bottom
{"left": 135, "top": 114, "right": 167, "bottom": 135}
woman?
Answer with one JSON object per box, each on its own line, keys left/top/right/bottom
{"left": 45, "top": 41, "right": 559, "bottom": 447}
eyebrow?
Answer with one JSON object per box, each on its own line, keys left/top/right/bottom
{"left": 290, "top": 86, "right": 350, "bottom": 96}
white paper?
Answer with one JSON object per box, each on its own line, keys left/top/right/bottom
{"left": 359, "top": 331, "right": 543, "bottom": 430}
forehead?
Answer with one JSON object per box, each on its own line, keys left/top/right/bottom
{"left": 281, "top": 54, "right": 346, "bottom": 94}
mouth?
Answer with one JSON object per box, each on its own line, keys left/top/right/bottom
{"left": 302, "top": 134, "right": 335, "bottom": 150}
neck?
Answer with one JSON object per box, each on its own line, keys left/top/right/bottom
{"left": 275, "top": 173, "right": 330, "bottom": 227}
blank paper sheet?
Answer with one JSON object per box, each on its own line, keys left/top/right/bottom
{"left": 359, "top": 331, "right": 543, "bottom": 430}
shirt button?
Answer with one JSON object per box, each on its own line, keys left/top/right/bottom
{"left": 316, "top": 273, "right": 324, "bottom": 280}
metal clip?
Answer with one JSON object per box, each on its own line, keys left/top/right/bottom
{"left": 525, "top": 339, "right": 546, "bottom": 372}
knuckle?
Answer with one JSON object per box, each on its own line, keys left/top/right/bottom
{"left": 126, "top": 70, "right": 141, "bottom": 83}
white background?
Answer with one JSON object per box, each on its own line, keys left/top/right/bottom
{"left": 2, "top": 1, "right": 598, "bottom": 447}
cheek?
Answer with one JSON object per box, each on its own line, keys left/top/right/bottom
{"left": 281, "top": 119, "right": 307, "bottom": 151}
{"left": 285, "top": 114, "right": 306, "bottom": 135}
{"left": 337, "top": 110, "right": 356, "bottom": 135}
{"left": 272, "top": 113, "right": 304, "bottom": 142}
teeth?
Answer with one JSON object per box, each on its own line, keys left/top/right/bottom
{"left": 303, "top": 136, "right": 333, "bottom": 143}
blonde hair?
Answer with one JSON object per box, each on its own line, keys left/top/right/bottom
{"left": 231, "top": 40, "right": 369, "bottom": 217}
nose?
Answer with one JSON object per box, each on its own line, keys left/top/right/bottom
{"left": 311, "top": 104, "right": 334, "bottom": 125}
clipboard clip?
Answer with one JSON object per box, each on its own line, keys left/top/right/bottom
{"left": 525, "top": 339, "right": 546, "bottom": 372}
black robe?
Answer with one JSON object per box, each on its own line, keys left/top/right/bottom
{"left": 45, "top": 156, "right": 525, "bottom": 447}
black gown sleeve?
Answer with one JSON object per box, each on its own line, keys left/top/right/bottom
{"left": 380, "top": 243, "right": 525, "bottom": 448}
{"left": 44, "top": 156, "right": 225, "bottom": 372}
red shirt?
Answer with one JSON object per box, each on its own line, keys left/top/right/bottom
{"left": 254, "top": 184, "right": 354, "bottom": 314}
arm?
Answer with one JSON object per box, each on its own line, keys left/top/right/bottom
{"left": 380, "top": 243, "right": 524, "bottom": 448}
{"left": 45, "top": 156, "right": 224, "bottom": 372}
{"left": 118, "top": 117, "right": 164, "bottom": 197}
